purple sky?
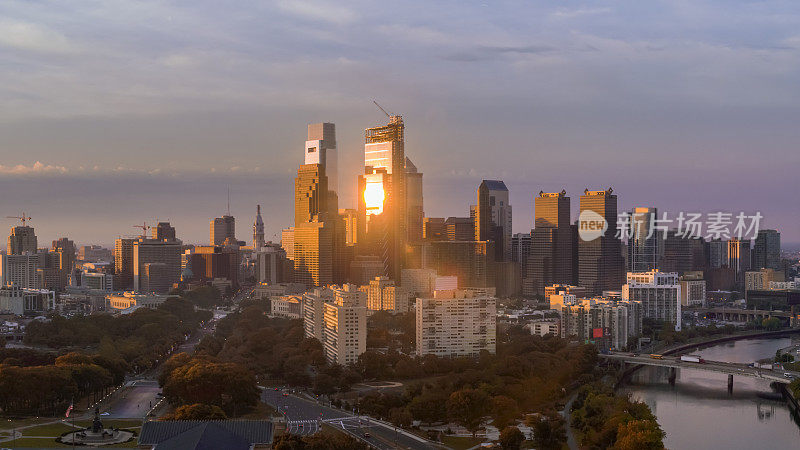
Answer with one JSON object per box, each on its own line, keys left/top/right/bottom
{"left": 0, "top": 1, "right": 798, "bottom": 247}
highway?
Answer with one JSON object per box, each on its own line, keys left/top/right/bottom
{"left": 261, "top": 388, "right": 439, "bottom": 449}
{"left": 601, "top": 352, "right": 800, "bottom": 383}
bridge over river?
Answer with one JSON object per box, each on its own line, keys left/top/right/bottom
{"left": 600, "top": 352, "right": 799, "bottom": 389}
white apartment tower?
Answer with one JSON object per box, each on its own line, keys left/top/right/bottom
{"left": 416, "top": 289, "right": 497, "bottom": 357}
{"left": 622, "top": 270, "right": 682, "bottom": 331}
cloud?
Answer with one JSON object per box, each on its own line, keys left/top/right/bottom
{"left": 0, "top": 161, "right": 68, "bottom": 175}
{"left": 549, "top": 7, "right": 611, "bottom": 20}
{"left": 275, "top": 0, "right": 356, "bottom": 25}
{"left": 443, "top": 44, "right": 557, "bottom": 62}
{"left": 0, "top": 19, "right": 76, "bottom": 54}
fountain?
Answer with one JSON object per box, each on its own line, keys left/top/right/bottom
{"left": 58, "top": 407, "right": 135, "bottom": 446}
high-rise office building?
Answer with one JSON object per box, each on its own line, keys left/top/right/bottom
{"left": 295, "top": 163, "right": 329, "bottom": 225}
{"left": 151, "top": 222, "right": 176, "bottom": 242}
{"left": 406, "top": 157, "right": 424, "bottom": 243}
{"left": 253, "top": 205, "right": 265, "bottom": 249}
{"left": 424, "top": 240, "right": 495, "bottom": 288}
{"left": 627, "top": 207, "right": 663, "bottom": 272}
{"left": 293, "top": 158, "right": 333, "bottom": 287}
{"left": 578, "top": 188, "right": 625, "bottom": 295}
{"left": 305, "top": 122, "right": 338, "bottom": 213}
{"left": 7, "top": 226, "right": 37, "bottom": 255}
{"left": 416, "top": 289, "right": 496, "bottom": 357}
{"left": 708, "top": 238, "right": 728, "bottom": 269}
{"left": 727, "top": 238, "right": 751, "bottom": 281}
{"left": 114, "top": 237, "right": 136, "bottom": 290}
{"left": 527, "top": 191, "right": 574, "bottom": 296}
{"left": 0, "top": 253, "right": 40, "bottom": 289}
{"left": 475, "top": 180, "right": 512, "bottom": 262}
{"left": 358, "top": 115, "right": 407, "bottom": 281}
{"left": 511, "top": 233, "right": 532, "bottom": 273}
{"left": 189, "top": 245, "right": 240, "bottom": 287}
{"left": 660, "top": 230, "right": 695, "bottom": 274}
{"left": 210, "top": 216, "right": 235, "bottom": 246}
{"left": 133, "top": 237, "right": 182, "bottom": 293}
{"left": 445, "top": 217, "right": 474, "bottom": 241}
{"left": 423, "top": 218, "right": 446, "bottom": 241}
{"left": 752, "top": 229, "right": 781, "bottom": 271}
{"left": 292, "top": 221, "right": 333, "bottom": 288}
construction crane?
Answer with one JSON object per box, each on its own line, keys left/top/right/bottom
{"left": 6, "top": 213, "right": 31, "bottom": 227}
{"left": 373, "top": 100, "right": 391, "bottom": 118}
{"left": 133, "top": 222, "right": 150, "bottom": 237}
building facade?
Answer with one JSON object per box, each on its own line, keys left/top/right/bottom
{"left": 622, "top": 270, "right": 681, "bottom": 331}
{"left": 416, "top": 289, "right": 497, "bottom": 357}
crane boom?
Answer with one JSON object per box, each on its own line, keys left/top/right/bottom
{"left": 6, "top": 213, "right": 31, "bottom": 227}
{"left": 373, "top": 100, "right": 391, "bottom": 118}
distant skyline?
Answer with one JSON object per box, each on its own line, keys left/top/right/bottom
{"left": 1, "top": 1, "right": 798, "bottom": 245}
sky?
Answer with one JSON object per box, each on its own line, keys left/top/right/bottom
{"left": 0, "top": 0, "right": 798, "bottom": 247}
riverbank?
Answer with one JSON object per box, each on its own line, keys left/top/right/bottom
{"left": 619, "top": 336, "right": 800, "bottom": 449}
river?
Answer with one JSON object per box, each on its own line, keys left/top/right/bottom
{"left": 619, "top": 337, "right": 800, "bottom": 449}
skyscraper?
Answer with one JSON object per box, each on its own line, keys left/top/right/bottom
{"left": 358, "top": 115, "right": 407, "bottom": 280}
{"left": 7, "top": 226, "right": 37, "bottom": 255}
{"left": 526, "top": 191, "right": 574, "bottom": 296}
{"left": 405, "top": 157, "right": 424, "bottom": 243}
{"left": 210, "top": 216, "right": 235, "bottom": 246}
{"left": 627, "top": 207, "right": 663, "bottom": 272}
{"left": 578, "top": 188, "right": 625, "bottom": 295}
{"left": 133, "top": 237, "right": 182, "bottom": 293}
{"left": 752, "top": 229, "right": 781, "bottom": 271}
{"left": 151, "top": 222, "right": 176, "bottom": 242}
{"left": 253, "top": 205, "right": 265, "bottom": 249}
{"left": 475, "top": 180, "right": 512, "bottom": 262}
{"left": 295, "top": 164, "right": 329, "bottom": 225}
{"left": 114, "top": 237, "right": 135, "bottom": 290}
{"left": 305, "top": 122, "right": 338, "bottom": 213}
{"left": 727, "top": 238, "right": 751, "bottom": 281}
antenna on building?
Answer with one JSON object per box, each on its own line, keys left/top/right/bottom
{"left": 227, "top": 185, "right": 231, "bottom": 216}
{"left": 6, "top": 212, "right": 32, "bottom": 227}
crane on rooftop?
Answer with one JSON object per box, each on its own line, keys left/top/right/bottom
{"left": 373, "top": 100, "right": 392, "bottom": 119}
{"left": 6, "top": 213, "right": 32, "bottom": 227}
{"left": 133, "top": 222, "right": 150, "bottom": 237}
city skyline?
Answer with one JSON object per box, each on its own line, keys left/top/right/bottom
{"left": 1, "top": 0, "right": 799, "bottom": 246}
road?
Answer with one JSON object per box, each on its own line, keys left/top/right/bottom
{"left": 261, "top": 388, "right": 439, "bottom": 449}
{"left": 601, "top": 352, "right": 799, "bottom": 383}
{"left": 103, "top": 379, "right": 161, "bottom": 418}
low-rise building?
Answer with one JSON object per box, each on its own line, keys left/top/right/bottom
{"left": 270, "top": 295, "right": 302, "bottom": 319}
{"left": 526, "top": 319, "right": 559, "bottom": 337}
{"left": 416, "top": 289, "right": 496, "bottom": 358}
{"left": 0, "top": 285, "right": 56, "bottom": 315}
{"left": 105, "top": 292, "right": 171, "bottom": 311}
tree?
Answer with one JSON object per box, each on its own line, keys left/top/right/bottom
{"left": 528, "top": 412, "right": 566, "bottom": 450}
{"left": 613, "top": 419, "right": 665, "bottom": 450}
{"left": 499, "top": 426, "right": 525, "bottom": 449}
{"left": 446, "top": 388, "right": 490, "bottom": 437}
{"left": 763, "top": 317, "right": 782, "bottom": 331}
{"left": 491, "top": 395, "right": 519, "bottom": 429}
{"left": 312, "top": 373, "right": 337, "bottom": 396}
{"left": 162, "top": 358, "right": 259, "bottom": 416}
{"left": 164, "top": 403, "right": 227, "bottom": 420}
